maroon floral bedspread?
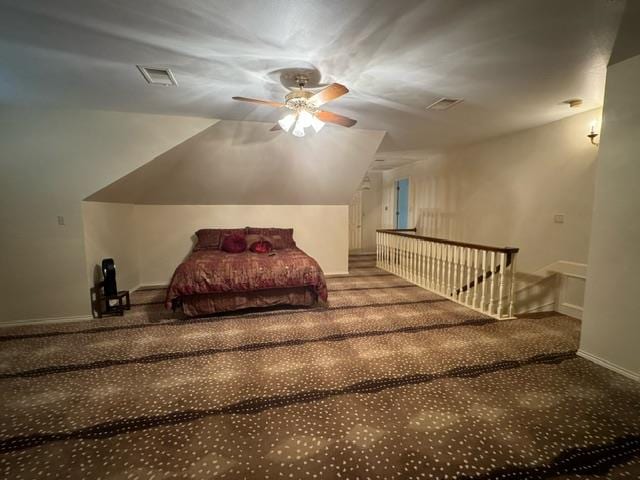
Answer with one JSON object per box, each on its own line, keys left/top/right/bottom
{"left": 165, "top": 248, "right": 328, "bottom": 308}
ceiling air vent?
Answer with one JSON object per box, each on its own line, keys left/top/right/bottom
{"left": 137, "top": 65, "right": 178, "bottom": 86}
{"left": 426, "top": 97, "right": 464, "bottom": 111}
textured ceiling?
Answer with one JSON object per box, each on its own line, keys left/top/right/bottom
{"left": 0, "top": 0, "right": 625, "bottom": 153}
{"left": 87, "top": 120, "right": 385, "bottom": 205}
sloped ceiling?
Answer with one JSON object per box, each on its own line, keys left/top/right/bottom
{"left": 87, "top": 120, "right": 385, "bottom": 205}
{"left": 0, "top": 0, "right": 625, "bottom": 154}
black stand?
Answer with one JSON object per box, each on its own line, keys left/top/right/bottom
{"left": 91, "top": 281, "right": 130, "bottom": 318}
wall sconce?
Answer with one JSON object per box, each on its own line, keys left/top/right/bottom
{"left": 359, "top": 175, "right": 372, "bottom": 191}
{"left": 587, "top": 120, "right": 600, "bottom": 146}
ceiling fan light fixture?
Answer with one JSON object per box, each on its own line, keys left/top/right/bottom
{"left": 311, "top": 115, "right": 325, "bottom": 133}
{"left": 297, "top": 110, "right": 314, "bottom": 129}
{"left": 278, "top": 113, "right": 296, "bottom": 132}
{"left": 292, "top": 119, "right": 306, "bottom": 137}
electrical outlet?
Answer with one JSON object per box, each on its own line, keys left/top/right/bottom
{"left": 553, "top": 214, "right": 565, "bottom": 224}
{"left": 57, "top": 216, "right": 65, "bottom": 226}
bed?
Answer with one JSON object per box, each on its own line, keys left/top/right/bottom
{"left": 165, "top": 227, "right": 328, "bottom": 316}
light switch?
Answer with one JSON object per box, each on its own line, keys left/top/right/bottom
{"left": 553, "top": 214, "right": 565, "bottom": 224}
{"left": 57, "top": 216, "right": 65, "bottom": 226}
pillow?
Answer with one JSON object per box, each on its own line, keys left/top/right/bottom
{"left": 193, "top": 229, "right": 222, "bottom": 251}
{"left": 249, "top": 240, "right": 273, "bottom": 254}
{"left": 194, "top": 228, "right": 246, "bottom": 251}
{"left": 220, "top": 233, "right": 247, "bottom": 253}
{"left": 245, "top": 233, "right": 274, "bottom": 254}
{"left": 247, "top": 228, "right": 296, "bottom": 249}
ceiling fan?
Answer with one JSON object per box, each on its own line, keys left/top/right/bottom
{"left": 232, "top": 74, "right": 357, "bottom": 137}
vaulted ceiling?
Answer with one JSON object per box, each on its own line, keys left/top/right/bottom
{"left": 0, "top": 0, "right": 625, "bottom": 154}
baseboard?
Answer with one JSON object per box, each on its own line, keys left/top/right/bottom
{"left": 136, "top": 283, "right": 170, "bottom": 290}
{"left": 516, "top": 301, "right": 555, "bottom": 315}
{"left": 325, "top": 271, "right": 350, "bottom": 277}
{"left": 577, "top": 349, "right": 639, "bottom": 382}
{"left": 0, "top": 314, "right": 94, "bottom": 328}
{"left": 557, "top": 302, "right": 583, "bottom": 320}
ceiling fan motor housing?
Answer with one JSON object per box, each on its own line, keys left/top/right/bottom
{"left": 285, "top": 90, "right": 317, "bottom": 112}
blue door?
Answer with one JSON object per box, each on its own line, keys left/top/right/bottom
{"left": 395, "top": 178, "right": 409, "bottom": 229}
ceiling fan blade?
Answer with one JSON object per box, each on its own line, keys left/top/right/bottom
{"left": 316, "top": 110, "right": 357, "bottom": 128}
{"left": 309, "top": 83, "right": 349, "bottom": 106}
{"left": 232, "top": 96, "right": 285, "bottom": 108}
{"left": 270, "top": 124, "right": 282, "bottom": 131}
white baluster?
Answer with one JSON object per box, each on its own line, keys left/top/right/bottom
{"left": 396, "top": 235, "right": 400, "bottom": 276}
{"left": 401, "top": 237, "right": 407, "bottom": 280}
{"left": 434, "top": 243, "right": 442, "bottom": 292}
{"left": 445, "top": 244, "right": 452, "bottom": 296}
{"left": 411, "top": 238, "right": 417, "bottom": 283}
{"left": 402, "top": 237, "right": 407, "bottom": 279}
{"left": 462, "top": 248, "right": 470, "bottom": 305}
{"left": 441, "top": 244, "right": 447, "bottom": 295}
{"left": 393, "top": 235, "right": 398, "bottom": 275}
{"left": 488, "top": 251, "right": 496, "bottom": 314}
{"left": 472, "top": 249, "right": 479, "bottom": 308}
{"left": 497, "top": 252, "right": 506, "bottom": 318}
{"left": 390, "top": 235, "right": 395, "bottom": 274}
{"left": 425, "top": 242, "right": 430, "bottom": 288}
{"left": 457, "top": 247, "right": 464, "bottom": 301}
{"left": 508, "top": 252, "right": 517, "bottom": 318}
{"left": 452, "top": 246, "right": 459, "bottom": 299}
{"left": 408, "top": 238, "right": 412, "bottom": 281}
{"left": 421, "top": 240, "right": 427, "bottom": 288}
{"left": 480, "top": 250, "right": 487, "bottom": 312}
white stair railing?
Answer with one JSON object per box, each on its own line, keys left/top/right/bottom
{"left": 376, "top": 229, "right": 519, "bottom": 320}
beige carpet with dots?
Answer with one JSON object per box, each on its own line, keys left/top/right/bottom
{"left": 1, "top": 254, "right": 639, "bottom": 479}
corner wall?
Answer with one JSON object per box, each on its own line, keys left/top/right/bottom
{"left": 579, "top": 54, "right": 640, "bottom": 380}
{"left": 0, "top": 106, "right": 214, "bottom": 324}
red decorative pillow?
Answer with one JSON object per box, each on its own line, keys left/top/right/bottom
{"left": 247, "top": 228, "right": 296, "bottom": 249}
{"left": 221, "top": 233, "right": 247, "bottom": 253}
{"left": 250, "top": 240, "right": 273, "bottom": 254}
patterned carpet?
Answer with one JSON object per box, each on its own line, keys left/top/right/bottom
{"left": 1, "top": 254, "right": 639, "bottom": 479}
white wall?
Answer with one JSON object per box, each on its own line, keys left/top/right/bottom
{"left": 0, "top": 106, "right": 214, "bottom": 323}
{"left": 579, "top": 55, "right": 640, "bottom": 380}
{"left": 381, "top": 109, "right": 601, "bottom": 313}
{"left": 80, "top": 204, "right": 349, "bottom": 289}
{"left": 133, "top": 205, "right": 349, "bottom": 285}
{"left": 81, "top": 202, "right": 140, "bottom": 293}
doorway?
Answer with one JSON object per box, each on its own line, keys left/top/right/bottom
{"left": 395, "top": 178, "right": 409, "bottom": 229}
{"left": 348, "top": 191, "right": 363, "bottom": 251}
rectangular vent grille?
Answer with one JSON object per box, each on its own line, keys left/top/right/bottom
{"left": 426, "top": 97, "right": 464, "bottom": 111}
{"left": 137, "top": 65, "right": 178, "bottom": 86}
